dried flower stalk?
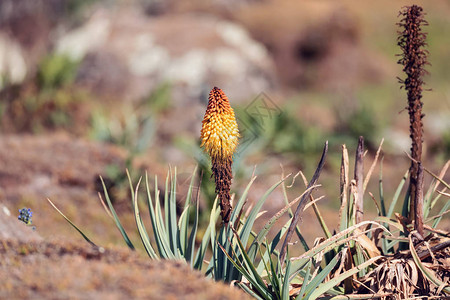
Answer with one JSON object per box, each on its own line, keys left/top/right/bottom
{"left": 200, "top": 87, "right": 239, "bottom": 225}
{"left": 397, "top": 5, "right": 428, "bottom": 224}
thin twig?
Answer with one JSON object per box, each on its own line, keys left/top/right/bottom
{"left": 279, "top": 141, "right": 328, "bottom": 266}
{"left": 363, "top": 138, "right": 384, "bottom": 193}
{"left": 368, "top": 192, "right": 381, "bottom": 216}
{"left": 303, "top": 195, "right": 325, "bottom": 211}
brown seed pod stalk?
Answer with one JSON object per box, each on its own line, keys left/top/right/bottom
{"left": 397, "top": 5, "right": 429, "bottom": 226}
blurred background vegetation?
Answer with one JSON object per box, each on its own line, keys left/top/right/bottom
{"left": 0, "top": 0, "right": 448, "bottom": 246}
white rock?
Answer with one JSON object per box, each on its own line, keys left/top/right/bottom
{"left": 56, "top": 11, "right": 111, "bottom": 61}
{"left": 2, "top": 205, "right": 11, "bottom": 217}
{"left": 0, "top": 33, "right": 27, "bottom": 87}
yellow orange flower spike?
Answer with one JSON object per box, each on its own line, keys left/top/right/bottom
{"left": 200, "top": 87, "right": 239, "bottom": 225}
{"left": 200, "top": 87, "right": 239, "bottom": 162}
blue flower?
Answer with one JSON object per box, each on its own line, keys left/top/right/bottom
{"left": 18, "top": 208, "right": 33, "bottom": 225}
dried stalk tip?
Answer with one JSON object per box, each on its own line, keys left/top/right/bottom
{"left": 200, "top": 87, "right": 239, "bottom": 225}
{"left": 397, "top": 5, "right": 428, "bottom": 222}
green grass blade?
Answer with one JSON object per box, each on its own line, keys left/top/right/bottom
{"left": 240, "top": 175, "right": 289, "bottom": 248}
{"left": 423, "top": 163, "right": 450, "bottom": 191}
{"left": 423, "top": 178, "right": 438, "bottom": 219}
{"left": 154, "top": 175, "right": 169, "bottom": 241}
{"left": 379, "top": 157, "right": 387, "bottom": 217}
{"left": 233, "top": 230, "right": 267, "bottom": 288}
{"left": 255, "top": 218, "right": 292, "bottom": 275}
{"left": 223, "top": 175, "right": 258, "bottom": 280}
{"left": 254, "top": 185, "right": 317, "bottom": 248}
{"left": 431, "top": 200, "right": 450, "bottom": 228}
{"left": 218, "top": 226, "right": 234, "bottom": 281}
{"left": 184, "top": 166, "right": 198, "bottom": 210}
{"left": 259, "top": 244, "right": 272, "bottom": 282}
{"left": 228, "top": 230, "right": 271, "bottom": 298}
{"left": 236, "top": 282, "right": 265, "bottom": 300}
{"left": 428, "top": 193, "right": 443, "bottom": 218}
{"left": 303, "top": 250, "right": 341, "bottom": 299}
{"left": 328, "top": 294, "right": 392, "bottom": 299}
{"left": 268, "top": 252, "right": 282, "bottom": 298}
{"left": 374, "top": 216, "right": 404, "bottom": 231}
{"left": 401, "top": 185, "right": 411, "bottom": 220}
{"left": 387, "top": 170, "right": 408, "bottom": 218}
{"left": 295, "top": 259, "right": 312, "bottom": 300}
{"left": 289, "top": 221, "right": 389, "bottom": 278}
{"left": 379, "top": 160, "right": 388, "bottom": 254}
{"left": 355, "top": 243, "right": 367, "bottom": 277}
{"left": 100, "top": 176, "right": 135, "bottom": 250}
{"left": 311, "top": 198, "right": 332, "bottom": 239}
{"left": 386, "top": 238, "right": 401, "bottom": 251}
{"left": 281, "top": 259, "right": 292, "bottom": 300}
{"left": 47, "top": 198, "right": 97, "bottom": 247}
{"left": 218, "top": 243, "right": 271, "bottom": 300}
{"left": 230, "top": 175, "right": 257, "bottom": 226}
{"left": 308, "top": 256, "right": 381, "bottom": 299}
{"left": 154, "top": 201, "right": 176, "bottom": 259}
{"left": 225, "top": 175, "right": 288, "bottom": 281}
{"left": 126, "top": 169, "right": 136, "bottom": 205}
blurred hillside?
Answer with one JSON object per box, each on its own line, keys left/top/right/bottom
{"left": 0, "top": 0, "right": 449, "bottom": 248}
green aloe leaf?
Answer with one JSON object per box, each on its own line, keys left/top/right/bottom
{"left": 100, "top": 176, "right": 135, "bottom": 250}
{"left": 177, "top": 205, "right": 190, "bottom": 257}
{"left": 145, "top": 173, "right": 167, "bottom": 258}
{"left": 146, "top": 176, "right": 175, "bottom": 259}
{"left": 167, "top": 168, "right": 179, "bottom": 256}
{"left": 130, "top": 176, "right": 159, "bottom": 259}
{"left": 47, "top": 198, "right": 97, "bottom": 247}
